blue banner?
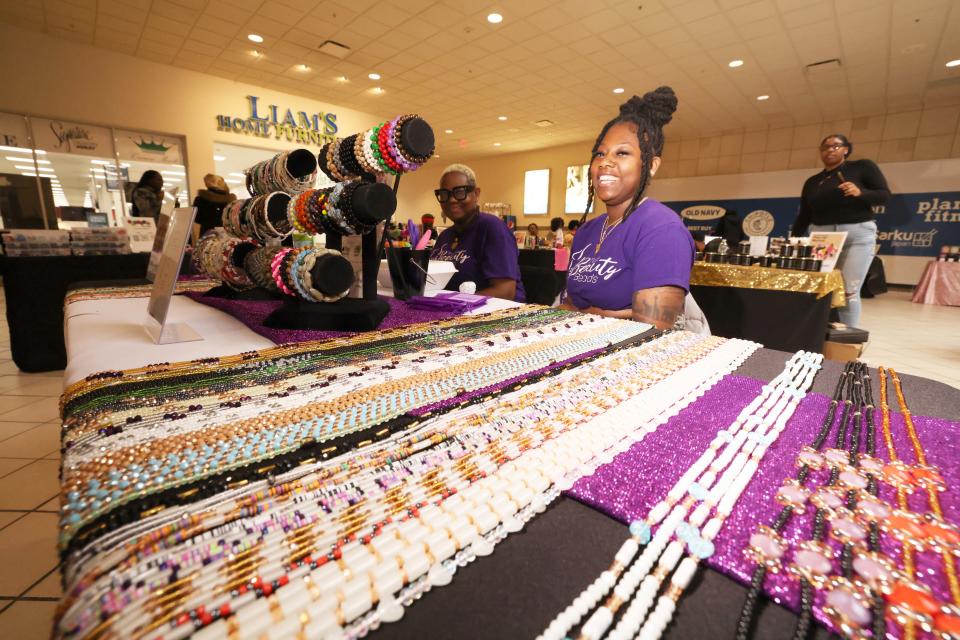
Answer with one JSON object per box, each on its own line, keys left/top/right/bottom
{"left": 662, "top": 192, "right": 960, "bottom": 257}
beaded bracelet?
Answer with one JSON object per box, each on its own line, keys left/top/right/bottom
{"left": 270, "top": 248, "right": 296, "bottom": 295}
{"left": 301, "top": 248, "right": 351, "bottom": 302}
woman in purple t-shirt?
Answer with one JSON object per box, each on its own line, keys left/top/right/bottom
{"left": 430, "top": 164, "right": 525, "bottom": 302}
{"left": 561, "top": 87, "right": 694, "bottom": 329}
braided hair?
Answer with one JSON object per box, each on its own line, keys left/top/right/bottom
{"left": 581, "top": 86, "right": 677, "bottom": 225}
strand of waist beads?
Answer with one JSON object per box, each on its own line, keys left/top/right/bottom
{"left": 876, "top": 367, "right": 960, "bottom": 640}
{"left": 60, "top": 336, "right": 752, "bottom": 636}
{"left": 54, "top": 332, "right": 712, "bottom": 624}
{"left": 60, "top": 305, "right": 565, "bottom": 421}
{"left": 63, "top": 316, "right": 642, "bottom": 460}
{"left": 154, "top": 340, "right": 760, "bottom": 640}
{"left": 782, "top": 362, "right": 867, "bottom": 640}
{"left": 63, "top": 312, "right": 613, "bottom": 452}
{"left": 733, "top": 362, "right": 856, "bottom": 639}
{"left": 60, "top": 321, "right": 650, "bottom": 540}
{"left": 539, "top": 351, "right": 822, "bottom": 640}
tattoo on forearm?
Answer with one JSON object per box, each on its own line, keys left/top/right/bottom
{"left": 632, "top": 288, "right": 684, "bottom": 327}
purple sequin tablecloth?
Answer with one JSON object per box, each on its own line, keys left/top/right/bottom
{"left": 184, "top": 292, "right": 461, "bottom": 344}
{"left": 568, "top": 374, "right": 960, "bottom": 632}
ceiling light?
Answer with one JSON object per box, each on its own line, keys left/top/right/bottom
{"left": 299, "top": 64, "right": 310, "bottom": 71}
{"left": 493, "top": 142, "right": 501, "bottom": 147}
{"left": 90, "top": 159, "right": 114, "bottom": 165}
{"left": 487, "top": 13, "right": 503, "bottom": 24}
{"left": 251, "top": 50, "right": 261, "bottom": 57}
{"left": 15, "top": 164, "right": 52, "bottom": 171}
{"left": 444, "top": 129, "right": 454, "bottom": 134}
{"left": 757, "top": 94, "right": 770, "bottom": 101}
{"left": 214, "top": 155, "right": 226, "bottom": 161}
{"left": 372, "top": 87, "right": 384, "bottom": 94}
{"left": 20, "top": 172, "right": 37, "bottom": 177}
{"left": 229, "top": 172, "right": 245, "bottom": 178}
{"left": 498, "top": 116, "right": 508, "bottom": 121}
{"left": 368, "top": 72, "right": 381, "bottom": 80}
{"left": 947, "top": 59, "right": 960, "bottom": 68}
{"left": 248, "top": 34, "right": 263, "bottom": 43}
{"left": 0, "top": 146, "right": 44, "bottom": 154}
{"left": 613, "top": 87, "right": 625, "bottom": 94}
{"left": 225, "top": 179, "right": 242, "bottom": 185}
{"left": 162, "top": 171, "right": 186, "bottom": 176}
{"left": 729, "top": 59, "right": 744, "bottom": 68}
{"left": 336, "top": 76, "right": 349, "bottom": 82}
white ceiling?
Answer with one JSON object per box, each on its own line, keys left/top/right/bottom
{"left": 4, "top": 0, "right": 960, "bottom": 159}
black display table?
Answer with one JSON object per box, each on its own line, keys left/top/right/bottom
{"left": 690, "top": 263, "right": 844, "bottom": 352}
{"left": 0, "top": 254, "right": 150, "bottom": 372}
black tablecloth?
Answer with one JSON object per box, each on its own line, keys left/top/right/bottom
{"left": 0, "top": 254, "right": 150, "bottom": 372}
{"left": 691, "top": 286, "right": 832, "bottom": 352}
{"left": 374, "top": 352, "right": 960, "bottom": 640}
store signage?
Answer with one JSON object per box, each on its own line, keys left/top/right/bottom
{"left": 679, "top": 205, "right": 724, "bottom": 221}
{"left": 215, "top": 95, "right": 338, "bottom": 147}
{"left": 665, "top": 191, "right": 960, "bottom": 258}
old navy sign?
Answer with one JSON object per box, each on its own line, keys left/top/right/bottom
{"left": 216, "top": 96, "right": 338, "bottom": 146}
{"left": 664, "top": 191, "right": 960, "bottom": 257}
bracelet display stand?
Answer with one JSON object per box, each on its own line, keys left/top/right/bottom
{"left": 264, "top": 181, "right": 397, "bottom": 330}
{"left": 200, "top": 115, "right": 436, "bottom": 332}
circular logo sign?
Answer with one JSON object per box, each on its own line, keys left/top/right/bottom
{"left": 743, "top": 210, "right": 775, "bottom": 236}
{"left": 680, "top": 205, "right": 725, "bottom": 221}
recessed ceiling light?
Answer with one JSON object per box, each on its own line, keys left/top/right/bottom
{"left": 498, "top": 116, "right": 508, "bottom": 121}
{"left": 947, "top": 59, "right": 960, "bottom": 68}
{"left": 612, "top": 87, "right": 625, "bottom": 94}
{"left": 251, "top": 50, "right": 261, "bottom": 57}
{"left": 444, "top": 129, "right": 454, "bottom": 134}
{"left": 299, "top": 64, "right": 309, "bottom": 71}
{"left": 729, "top": 59, "right": 744, "bottom": 68}
{"left": 247, "top": 34, "right": 263, "bottom": 43}
{"left": 336, "top": 76, "right": 349, "bottom": 83}
{"left": 372, "top": 87, "right": 384, "bottom": 94}
{"left": 433, "top": 154, "right": 440, "bottom": 158}
{"left": 757, "top": 94, "right": 770, "bottom": 101}
{"left": 6, "top": 156, "right": 49, "bottom": 164}
{"left": 493, "top": 142, "right": 501, "bottom": 147}
{"left": 487, "top": 13, "right": 503, "bottom": 24}
{"left": 214, "top": 155, "right": 226, "bottom": 161}
{"left": 368, "top": 72, "right": 381, "bottom": 80}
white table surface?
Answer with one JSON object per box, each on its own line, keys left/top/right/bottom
{"left": 64, "top": 291, "right": 520, "bottom": 388}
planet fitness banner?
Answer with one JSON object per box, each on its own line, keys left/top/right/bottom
{"left": 663, "top": 192, "right": 960, "bottom": 257}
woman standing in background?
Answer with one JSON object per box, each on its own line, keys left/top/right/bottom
{"left": 791, "top": 134, "right": 890, "bottom": 328}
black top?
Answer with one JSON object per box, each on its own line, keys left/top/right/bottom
{"left": 192, "top": 192, "right": 233, "bottom": 236}
{"left": 791, "top": 158, "right": 890, "bottom": 236}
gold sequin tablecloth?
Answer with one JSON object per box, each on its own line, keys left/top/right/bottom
{"left": 691, "top": 262, "right": 846, "bottom": 308}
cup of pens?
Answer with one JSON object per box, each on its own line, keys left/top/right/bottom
{"left": 385, "top": 248, "right": 431, "bottom": 300}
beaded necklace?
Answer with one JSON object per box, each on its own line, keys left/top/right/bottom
{"left": 539, "top": 350, "right": 822, "bottom": 640}
{"left": 57, "top": 335, "right": 757, "bottom": 638}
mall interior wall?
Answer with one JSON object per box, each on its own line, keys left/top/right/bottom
{"left": 0, "top": 23, "right": 384, "bottom": 198}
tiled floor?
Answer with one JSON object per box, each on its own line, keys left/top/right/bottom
{"left": 0, "top": 288, "right": 955, "bottom": 637}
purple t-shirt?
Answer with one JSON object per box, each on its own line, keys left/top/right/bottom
{"left": 565, "top": 199, "right": 693, "bottom": 310}
{"left": 431, "top": 212, "right": 526, "bottom": 302}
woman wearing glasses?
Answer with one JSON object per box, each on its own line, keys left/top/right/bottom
{"left": 430, "top": 164, "right": 525, "bottom": 301}
{"left": 791, "top": 134, "right": 890, "bottom": 328}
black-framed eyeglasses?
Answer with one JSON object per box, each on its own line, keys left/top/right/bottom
{"left": 434, "top": 185, "right": 475, "bottom": 203}
{"left": 820, "top": 143, "right": 846, "bottom": 152}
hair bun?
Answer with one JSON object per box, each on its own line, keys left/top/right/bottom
{"left": 619, "top": 86, "right": 677, "bottom": 127}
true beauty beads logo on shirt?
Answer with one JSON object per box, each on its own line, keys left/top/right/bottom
{"left": 567, "top": 246, "right": 623, "bottom": 284}
{"left": 432, "top": 245, "right": 471, "bottom": 265}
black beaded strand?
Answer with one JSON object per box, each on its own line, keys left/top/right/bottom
{"left": 734, "top": 362, "right": 854, "bottom": 640}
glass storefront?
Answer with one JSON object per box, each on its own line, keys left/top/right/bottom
{"left": 0, "top": 111, "right": 187, "bottom": 229}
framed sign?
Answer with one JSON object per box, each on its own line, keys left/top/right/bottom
{"left": 144, "top": 206, "right": 202, "bottom": 344}
{"left": 565, "top": 164, "right": 589, "bottom": 213}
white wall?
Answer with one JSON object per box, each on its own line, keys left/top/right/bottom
{"left": 0, "top": 24, "right": 385, "bottom": 202}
